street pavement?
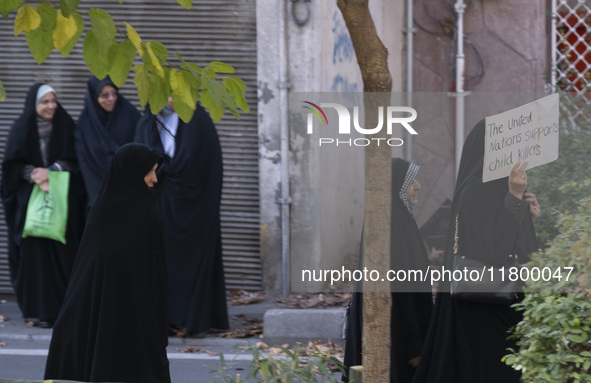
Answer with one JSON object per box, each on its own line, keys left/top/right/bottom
{"left": 0, "top": 294, "right": 276, "bottom": 383}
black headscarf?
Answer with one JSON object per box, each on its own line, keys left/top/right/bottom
{"left": 75, "top": 75, "right": 139, "bottom": 207}
{"left": 412, "top": 120, "right": 538, "bottom": 383}
{"left": 135, "top": 103, "right": 229, "bottom": 333}
{"left": 44, "top": 143, "right": 170, "bottom": 383}
{"left": 343, "top": 158, "right": 433, "bottom": 383}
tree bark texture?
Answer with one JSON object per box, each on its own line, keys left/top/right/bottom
{"left": 336, "top": 0, "right": 392, "bottom": 92}
{"left": 337, "top": 1, "right": 393, "bottom": 383}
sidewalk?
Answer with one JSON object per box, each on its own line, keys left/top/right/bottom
{"left": 0, "top": 293, "right": 347, "bottom": 347}
{"left": 0, "top": 293, "right": 347, "bottom": 382}
{"left": 0, "top": 293, "right": 274, "bottom": 345}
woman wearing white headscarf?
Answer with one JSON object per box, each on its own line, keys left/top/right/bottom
{"left": 1, "top": 83, "right": 85, "bottom": 328}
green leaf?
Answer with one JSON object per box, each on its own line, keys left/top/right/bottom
{"left": 177, "top": 0, "right": 192, "bottom": 10}
{"left": 209, "top": 61, "right": 235, "bottom": 74}
{"left": 201, "top": 72, "right": 221, "bottom": 106}
{"left": 0, "top": 0, "right": 23, "bottom": 19}
{"left": 216, "top": 81, "right": 239, "bottom": 119}
{"left": 124, "top": 22, "right": 143, "bottom": 57}
{"left": 83, "top": 30, "right": 109, "bottom": 79}
{"left": 58, "top": 11, "right": 83, "bottom": 57}
{"left": 25, "top": 3, "right": 57, "bottom": 64}
{"left": 14, "top": 5, "right": 41, "bottom": 36}
{"left": 567, "top": 333, "right": 588, "bottom": 343}
{"left": 226, "top": 75, "right": 246, "bottom": 93}
{"left": 200, "top": 89, "right": 225, "bottom": 122}
{"left": 170, "top": 69, "right": 194, "bottom": 106}
{"left": 181, "top": 66, "right": 201, "bottom": 89}
{"left": 223, "top": 77, "right": 249, "bottom": 113}
{"left": 88, "top": 8, "right": 115, "bottom": 51}
{"left": 145, "top": 42, "right": 165, "bottom": 78}
{"left": 133, "top": 64, "right": 150, "bottom": 108}
{"left": 0, "top": 80, "right": 6, "bottom": 101}
{"left": 53, "top": 10, "right": 77, "bottom": 51}
{"left": 174, "top": 100, "right": 195, "bottom": 123}
{"left": 58, "top": 0, "right": 80, "bottom": 18}
{"left": 205, "top": 67, "right": 216, "bottom": 80}
{"left": 148, "top": 41, "right": 168, "bottom": 62}
{"left": 107, "top": 40, "right": 134, "bottom": 87}
{"left": 147, "top": 71, "right": 169, "bottom": 115}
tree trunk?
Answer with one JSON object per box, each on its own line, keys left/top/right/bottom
{"left": 337, "top": 1, "right": 393, "bottom": 383}
{"left": 336, "top": 0, "right": 392, "bottom": 93}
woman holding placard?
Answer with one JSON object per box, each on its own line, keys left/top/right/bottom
{"left": 412, "top": 119, "right": 540, "bottom": 383}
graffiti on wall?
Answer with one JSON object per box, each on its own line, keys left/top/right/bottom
{"left": 331, "top": 11, "right": 359, "bottom": 92}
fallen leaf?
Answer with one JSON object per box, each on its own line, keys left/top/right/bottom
{"left": 256, "top": 342, "right": 269, "bottom": 350}
{"left": 180, "top": 346, "right": 201, "bottom": 353}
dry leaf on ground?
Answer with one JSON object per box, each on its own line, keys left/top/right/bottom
{"left": 228, "top": 290, "right": 267, "bottom": 305}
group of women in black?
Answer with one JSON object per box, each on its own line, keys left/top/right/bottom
{"left": 1, "top": 78, "right": 229, "bottom": 383}
{"left": 343, "top": 119, "right": 541, "bottom": 383}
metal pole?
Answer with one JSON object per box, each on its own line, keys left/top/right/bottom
{"left": 550, "top": 0, "right": 557, "bottom": 90}
{"left": 406, "top": 0, "right": 414, "bottom": 161}
{"left": 278, "top": 0, "right": 291, "bottom": 297}
{"left": 454, "top": 0, "right": 466, "bottom": 179}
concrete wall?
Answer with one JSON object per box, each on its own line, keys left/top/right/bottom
{"left": 257, "top": 0, "right": 549, "bottom": 294}
{"left": 410, "top": 0, "right": 549, "bottom": 236}
{"left": 257, "top": 0, "right": 405, "bottom": 294}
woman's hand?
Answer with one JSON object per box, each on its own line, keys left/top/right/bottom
{"left": 524, "top": 192, "right": 540, "bottom": 221}
{"left": 408, "top": 356, "right": 420, "bottom": 368}
{"left": 39, "top": 180, "right": 50, "bottom": 192}
{"left": 31, "top": 168, "right": 49, "bottom": 190}
{"left": 508, "top": 161, "right": 528, "bottom": 199}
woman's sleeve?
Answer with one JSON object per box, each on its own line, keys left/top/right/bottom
{"left": 48, "top": 160, "right": 72, "bottom": 172}
{"left": 460, "top": 182, "right": 526, "bottom": 265}
{"left": 21, "top": 165, "right": 34, "bottom": 182}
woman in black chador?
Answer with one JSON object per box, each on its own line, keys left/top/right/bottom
{"left": 412, "top": 119, "right": 540, "bottom": 383}
{"left": 1, "top": 83, "right": 84, "bottom": 328}
{"left": 343, "top": 158, "right": 433, "bottom": 382}
{"left": 135, "top": 98, "right": 229, "bottom": 336}
{"left": 75, "top": 75, "right": 139, "bottom": 209}
{"left": 44, "top": 143, "right": 170, "bottom": 383}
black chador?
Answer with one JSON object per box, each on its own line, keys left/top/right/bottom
{"left": 343, "top": 158, "right": 433, "bottom": 383}
{"left": 75, "top": 75, "right": 139, "bottom": 208}
{"left": 412, "top": 120, "right": 538, "bottom": 383}
{"left": 135, "top": 103, "right": 229, "bottom": 335}
{"left": 44, "top": 144, "right": 170, "bottom": 383}
{"left": 1, "top": 83, "right": 85, "bottom": 324}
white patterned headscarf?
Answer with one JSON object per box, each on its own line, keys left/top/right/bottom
{"left": 398, "top": 162, "right": 420, "bottom": 216}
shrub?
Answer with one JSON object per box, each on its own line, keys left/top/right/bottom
{"left": 504, "top": 190, "right": 591, "bottom": 382}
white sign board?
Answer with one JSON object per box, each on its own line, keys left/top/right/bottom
{"left": 483, "top": 93, "right": 560, "bottom": 183}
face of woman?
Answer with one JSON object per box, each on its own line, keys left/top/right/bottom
{"left": 144, "top": 163, "right": 158, "bottom": 188}
{"left": 406, "top": 179, "right": 421, "bottom": 205}
{"left": 36, "top": 92, "right": 57, "bottom": 120}
{"left": 97, "top": 85, "right": 118, "bottom": 112}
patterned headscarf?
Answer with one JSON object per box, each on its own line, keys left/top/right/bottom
{"left": 398, "top": 162, "right": 420, "bottom": 216}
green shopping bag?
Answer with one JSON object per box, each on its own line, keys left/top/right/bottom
{"left": 22, "top": 171, "right": 70, "bottom": 244}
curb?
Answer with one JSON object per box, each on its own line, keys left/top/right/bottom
{"left": 263, "top": 308, "right": 346, "bottom": 345}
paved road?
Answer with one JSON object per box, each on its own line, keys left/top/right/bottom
{"left": 0, "top": 337, "right": 256, "bottom": 382}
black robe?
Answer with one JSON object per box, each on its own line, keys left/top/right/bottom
{"left": 412, "top": 119, "right": 538, "bottom": 383}
{"left": 135, "top": 104, "right": 229, "bottom": 333}
{"left": 75, "top": 75, "right": 139, "bottom": 208}
{"left": 0, "top": 83, "right": 85, "bottom": 321}
{"left": 44, "top": 143, "right": 170, "bottom": 383}
{"left": 343, "top": 158, "right": 434, "bottom": 383}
